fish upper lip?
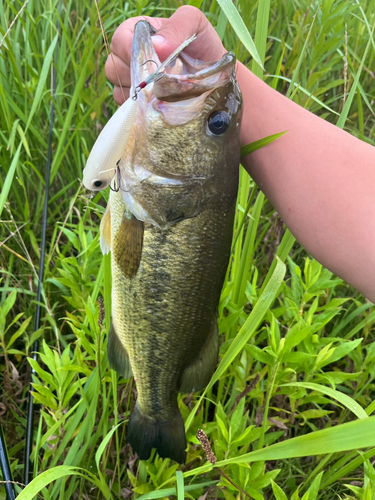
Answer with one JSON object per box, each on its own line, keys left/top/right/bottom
{"left": 131, "top": 20, "right": 236, "bottom": 101}
{"left": 131, "top": 21, "right": 161, "bottom": 96}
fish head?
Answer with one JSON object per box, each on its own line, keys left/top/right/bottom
{"left": 120, "top": 20, "right": 242, "bottom": 227}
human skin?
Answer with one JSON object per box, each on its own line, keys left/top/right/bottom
{"left": 105, "top": 6, "right": 375, "bottom": 303}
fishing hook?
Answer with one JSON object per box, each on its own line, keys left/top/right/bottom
{"left": 109, "top": 164, "right": 129, "bottom": 193}
{"left": 109, "top": 163, "right": 122, "bottom": 192}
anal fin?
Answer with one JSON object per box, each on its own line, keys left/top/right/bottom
{"left": 113, "top": 210, "right": 143, "bottom": 278}
{"left": 179, "top": 321, "right": 219, "bottom": 393}
{"left": 108, "top": 321, "right": 133, "bottom": 378}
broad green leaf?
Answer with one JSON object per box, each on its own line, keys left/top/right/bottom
{"left": 305, "top": 472, "right": 323, "bottom": 500}
{"left": 281, "top": 382, "right": 368, "bottom": 419}
{"left": 95, "top": 422, "right": 123, "bottom": 472}
{"left": 319, "top": 338, "right": 362, "bottom": 367}
{"left": 271, "top": 479, "right": 288, "bottom": 500}
{"left": 0, "top": 290, "right": 17, "bottom": 320}
{"left": 15, "top": 466, "right": 80, "bottom": 500}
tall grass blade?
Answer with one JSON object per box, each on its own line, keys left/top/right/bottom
{"left": 0, "top": 143, "right": 21, "bottom": 218}
{"left": 241, "top": 131, "right": 287, "bottom": 157}
{"left": 136, "top": 480, "right": 218, "bottom": 500}
{"left": 184, "top": 416, "right": 375, "bottom": 477}
{"left": 336, "top": 24, "right": 374, "bottom": 129}
{"left": 285, "top": 15, "right": 316, "bottom": 99}
{"left": 215, "top": 0, "right": 263, "bottom": 68}
{"left": 95, "top": 422, "right": 123, "bottom": 472}
{"left": 176, "top": 471, "right": 184, "bottom": 500}
{"left": 251, "top": 0, "right": 271, "bottom": 77}
{"left": 25, "top": 34, "right": 58, "bottom": 131}
{"left": 188, "top": 0, "right": 203, "bottom": 7}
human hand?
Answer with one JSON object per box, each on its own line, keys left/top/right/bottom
{"left": 105, "top": 5, "right": 226, "bottom": 103}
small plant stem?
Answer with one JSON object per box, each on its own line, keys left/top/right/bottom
{"left": 227, "top": 374, "right": 260, "bottom": 419}
{"left": 258, "top": 362, "right": 279, "bottom": 450}
{"left": 111, "top": 370, "right": 121, "bottom": 490}
{"left": 219, "top": 468, "right": 253, "bottom": 499}
{"left": 216, "top": 377, "right": 226, "bottom": 408}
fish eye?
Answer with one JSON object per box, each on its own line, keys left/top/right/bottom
{"left": 91, "top": 178, "right": 109, "bottom": 190}
{"left": 207, "top": 111, "right": 230, "bottom": 135}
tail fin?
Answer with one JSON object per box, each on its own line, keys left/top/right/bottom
{"left": 127, "top": 403, "right": 186, "bottom": 464}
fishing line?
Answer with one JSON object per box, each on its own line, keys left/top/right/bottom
{"left": 23, "top": 2, "right": 61, "bottom": 486}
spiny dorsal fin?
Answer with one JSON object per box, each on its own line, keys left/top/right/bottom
{"left": 113, "top": 210, "right": 143, "bottom": 278}
{"left": 100, "top": 201, "right": 111, "bottom": 255}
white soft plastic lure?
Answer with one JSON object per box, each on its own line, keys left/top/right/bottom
{"left": 82, "top": 97, "right": 138, "bottom": 191}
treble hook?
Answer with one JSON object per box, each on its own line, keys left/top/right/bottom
{"left": 109, "top": 162, "right": 122, "bottom": 192}
{"left": 109, "top": 164, "right": 129, "bottom": 193}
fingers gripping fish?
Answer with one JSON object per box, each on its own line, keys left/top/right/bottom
{"left": 97, "top": 21, "right": 242, "bottom": 463}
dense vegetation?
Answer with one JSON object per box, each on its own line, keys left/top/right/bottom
{"left": 1, "top": 0, "right": 375, "bottom": 498}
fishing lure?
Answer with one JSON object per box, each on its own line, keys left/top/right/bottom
{"left": 82, "top": 33, "right": 197, "bottom": 192}
{"left": 82, "top": 97, "right": 138, "bottom": 191}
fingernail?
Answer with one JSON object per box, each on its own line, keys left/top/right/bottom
{"left": 151, "top": 35, "right": 165, "bottom": 46}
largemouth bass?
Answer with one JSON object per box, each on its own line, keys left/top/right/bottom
{"left": 101, "top": 20, "right": 242, "bottom": 463}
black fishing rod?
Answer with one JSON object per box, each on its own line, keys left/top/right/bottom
{"left": 0, "top": 425, "right": 16, "bottom": 500}
{"left": 23, "top": 11, "right": 61, "bottom": 487}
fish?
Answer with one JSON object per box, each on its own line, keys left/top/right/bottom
{"left": 100, "top": 20, "right": 242, "bottom": 463}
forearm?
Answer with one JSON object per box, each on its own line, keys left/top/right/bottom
{"left": 237, "top": 62, "right": 375, "bottom": 302}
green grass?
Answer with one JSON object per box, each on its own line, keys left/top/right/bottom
{"left": 1, "top": 0, "right": 375, "bottom": 499}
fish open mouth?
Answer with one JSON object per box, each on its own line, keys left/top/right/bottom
{"left": 131, "top": 20, "right": 237, "bottom": 103}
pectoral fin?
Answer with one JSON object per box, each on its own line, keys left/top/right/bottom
{"left": 100, "top": 202, "right": 111, "bottom": 255}
{"left": 108, "top": 321, "right": 133, "bottom": 378}
{"left": 113, "top": 209, "right": 143, "bottom": 278}
{"left": 179, "top": 322, "right": 219, "bottom": 393}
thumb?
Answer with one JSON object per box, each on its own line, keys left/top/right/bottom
{"left": 151, "top": 6, "right": 225, "bottom": 63}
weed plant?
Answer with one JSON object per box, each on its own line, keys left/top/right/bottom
{"left": 1, "top": 0, "right": 375, "bottom": 499}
